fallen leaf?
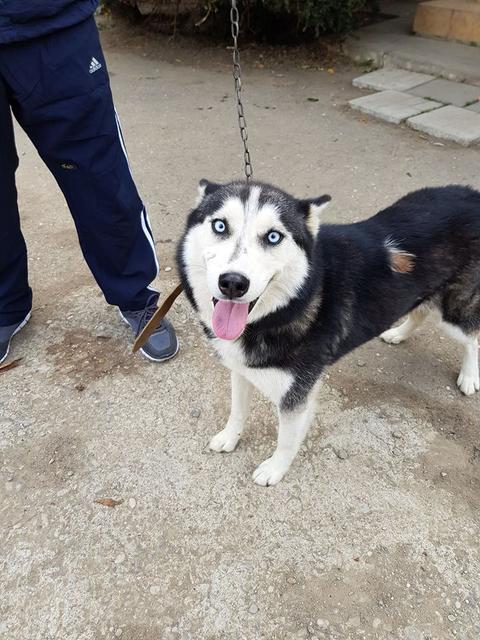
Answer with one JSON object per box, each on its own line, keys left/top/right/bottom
{"left": 327, "top": 68, "right": 335, "bottom": 74}
{"left": 0, "top": 358, "right": 22, "bottom": 373}
{"left": 95, "top": 498, "right": 123, "bottom": 508}
{"left": 307, "top": 97, "right": 319, "bottom": 102}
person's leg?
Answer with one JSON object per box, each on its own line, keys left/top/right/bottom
{"left": 2, "top": 18, "right": 177, "bottom": 359}
{"left": 0, "top": 75, "right": 32, "bottom": 327}
{"left": 4, "top": 17, "right": 158, "bottom": 311}
{"left": 0, "top": 74, "right": 32, "bottom": 362}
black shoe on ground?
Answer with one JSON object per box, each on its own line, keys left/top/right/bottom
{"left": 120, "top": 295, "right": 178, "bottom": 362}
{"left": 0, "top": 312, "right": 31, "bottom": 364}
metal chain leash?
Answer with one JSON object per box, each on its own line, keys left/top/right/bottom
{"left": 230, "top": 0, "right": 253, "bottom": 181}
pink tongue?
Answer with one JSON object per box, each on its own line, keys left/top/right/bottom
{"left": 212, "top": 300, "right": 249, "bottom": 340}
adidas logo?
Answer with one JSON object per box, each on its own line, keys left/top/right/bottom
{"left": 89, "top": 57, "right": 102, "bottom": 74}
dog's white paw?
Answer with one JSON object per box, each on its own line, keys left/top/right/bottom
{"left": 380, "top": 327, "right": 407, "bottom": 345}
{"left": 209, "top": 428, "right": 240, "bottom": 453}
{"left": 252, "top": 455, "right": 290, "bottom": 486}
{"left": 457, "top": 370, "right": 480, "bottom": 396}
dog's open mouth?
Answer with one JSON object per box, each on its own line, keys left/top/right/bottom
{"left": 211, "top": 297, "right": 258, "bottom": 341}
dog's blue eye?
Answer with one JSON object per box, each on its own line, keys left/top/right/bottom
{"left": 212, "top": 219, "right": 227, "bottom": 235}
{"left": 266, "top": 230, "right": 283, "bottom": 245}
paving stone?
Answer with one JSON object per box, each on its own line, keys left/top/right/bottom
{"left": 408, "top": 78, "right": 480, "bottom": 107}
{"left": 349, "top": 90, "right": 442, "bottom": 124}
{"left": 352, "top": 69, "right": 435, "bottom": 92}
{"left": 466, "top": 101, "right": 480, "bottom": 113}
{"left": 407, "top": 105, "right": 480, "bottom": 146}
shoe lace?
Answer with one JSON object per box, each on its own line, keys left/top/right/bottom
{"left": 132, "top": 294, "right": 165, "bottom": 336}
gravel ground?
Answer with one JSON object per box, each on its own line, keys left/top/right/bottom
{"left": 1, "top": 19, "right": 480, "bottom": 640}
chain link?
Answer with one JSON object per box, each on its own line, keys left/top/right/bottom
{"left": 230, "top": 0, "right": 253, "bottom": 181}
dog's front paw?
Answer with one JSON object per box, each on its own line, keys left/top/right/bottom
{"left": 457, "top": 370, "right": 480, "bottom": 396}
{"left": 209, "top": 427, "right": 241, "bottom": 453}
{"left": 252, "top": 454, "right": 290, "bottom": 486}
{"left": 380, "top": 327, "right": 406, "bottom": 345}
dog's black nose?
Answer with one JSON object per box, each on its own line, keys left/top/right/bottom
{"left": 218, "top": 272, "right": 250, "bottom": 299}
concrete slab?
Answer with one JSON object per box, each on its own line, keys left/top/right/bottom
{"left": 349, "top": 90, "right": 442, "bottom": 124}
{"left": 407, "top": 104, "right": 480, "bottom": 145}
{"left": 352, "top": 68, "right": 435, "bottom": 92}
{"left": 408, "top": 78, "right": 480, "bottom": 107}
{"left": 467, "top": 100, "right": 480, "bottom": 112}
{"left": 344, "top": 1, "right": 480, "bottom": 84}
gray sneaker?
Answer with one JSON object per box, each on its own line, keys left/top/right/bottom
{"left": 120, "top": 296, "right": 178, "bottom": 362}
{"left": 0, "top": 312, "right": 31, "bottom": 364}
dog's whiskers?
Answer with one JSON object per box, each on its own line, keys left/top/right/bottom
{"left": 187, "top": 263, "right": 207, "bottom": 272}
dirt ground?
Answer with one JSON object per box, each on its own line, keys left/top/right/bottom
{"left": 1, "top": 18, "right": 480, "bottom": 640}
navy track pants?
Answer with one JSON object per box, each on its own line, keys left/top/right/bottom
{"left": 0, "top": 17, "right": 159, "bottom": 326}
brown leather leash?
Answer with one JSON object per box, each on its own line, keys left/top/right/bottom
{"left": 132, "top": 283, "right": 184, "bottom": 353}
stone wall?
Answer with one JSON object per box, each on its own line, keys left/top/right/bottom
{"left": 413, "top": 0, "right": 480, "bottom": 46}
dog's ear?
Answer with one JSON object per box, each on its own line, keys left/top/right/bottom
{"left": 299, "top": 195, "right": 331, "bottom": 236}
{"left": 196, "top": 179, "right": 222, "bottom": 206}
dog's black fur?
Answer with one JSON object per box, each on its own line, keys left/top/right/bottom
{"left": 179, "top": 184, "right": 480, "bottom": 410}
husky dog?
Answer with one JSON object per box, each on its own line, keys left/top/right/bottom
{"left": 177, "top": 180, "right": 480, "bottom": 485}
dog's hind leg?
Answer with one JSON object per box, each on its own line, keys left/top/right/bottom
{"left": 381, "top": 306, "right": 429, "bottom": 345}
{"left": 252, "top": 389, "right": 318, "bottom": 486}
{"left": 442, "top": 323, "right": 479, "bottom": 396}
{"left": 209, "top": 371, "right": 253, "bottom": 452}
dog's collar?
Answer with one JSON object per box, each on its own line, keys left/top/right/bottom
{"left": 133, "top": 283, "right": 184, "bottom": 353}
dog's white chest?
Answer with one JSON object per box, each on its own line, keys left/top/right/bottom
{"left": 212, "top": 339, "right": 293, "bottom": 406}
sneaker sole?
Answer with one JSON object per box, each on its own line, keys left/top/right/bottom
{"left": 0, "top": 311, "right": 32, "bottom": 365}
{"left": 118, "top": 310, "right": 180, "bottom": 363}
{"left": 139, "top": 340, "right": 180, "bottom": 363}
